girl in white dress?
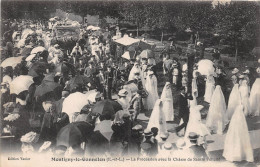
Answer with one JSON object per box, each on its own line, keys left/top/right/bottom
{"left": 223, "top": 105, "right": 254, "bottom": 162}
{"left": 147, "top": 99, "right": 168, "bottom": 135}
{"left": 145, "top": 71, "right": 159, "bottom": 111}
{"left": 161, "top": 82, "right": 174, "bottom": 121}
{"left": 249, "top": 67, "right": 260, "bottom": 116}
{"left": 185, "top": 105, "right": 210, "bottom": 144}
{"left": 227, "top": 84, "right": 241, "bottom": 120}
{"left": 239, "top": 79, "right": 251, "bottom": 116}
{"left": 206, "top": 85, "right": 227, "bottom": 134}
{"left": 128, "top": 62, "right": 146, "bottom": 88}
{"left": 204, "top": 74, "right": 215, "bottom": 103}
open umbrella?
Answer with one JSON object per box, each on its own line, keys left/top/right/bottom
{"left": 34, "top": 81, "right": 62, "bottom": 100}
{"left": 28, "top": 61, "right": 48, "bottom": 77}
{"left": 122, "top": 51, "right": 135, "bottom": 60}
{"left": 91, "top": 100, "right": 116, "bottom": 119}
{"left": 62, "top": 92, "right": 91, "bottom": 121}
{"left": 56, "top": 121, "right": 94, "bottom": 147}
{"left": 10, "top": 75, "right": 34, "bottom": 94}
{"left": 114, "top": 35, "right": 140, "bottom": 46}
{"left": 42, "top": 73, "right": 56, "bottom": 82}
{"left": 94, "top": 120, "right": 113, "bottom": 141}
{"left": 31, "top": 46, "right": 45, "bottom": 55}
{"left": 67, "top": 75, "right": 88, "bottom": 91}
{"left": 21, "top": 29, "right": 34, "bottom": 39}
{"left": 197, "top": 59, "right": 215, "bottom": 76}
{"left": 17, "top": 39, "right": 26, "bottom": 48}
{"left": 106, "top": 99, "right": 123, "bottom": 113}
{"left": 1, "top": 56, "right": 24, "bottom": 68}
{"left": 138, "top": 41, "right": 155, "bottom": 50}
{"left": 140, "top": 49, "right": 155, "bottom": 59}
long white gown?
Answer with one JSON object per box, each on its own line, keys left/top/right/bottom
{"left": 227, "top": 84, "right": 241, "bottom": 120}
{"left": 239, "top": 80, "right": 251, "bottom": 116}
{"left": 206, "top": 85, "right": 227, "bottom": 134}
{"left": 204, "top": 75, "right": 215, "bottom": 103}
{"left": 185, "top": 105, "right": 210, "bottom": 139}
{"left": 249, "top": 78, "right": 260, "bottom": 116}
{"left": 147, "top": 99, "right": 168, "bottom": 135}
{"left": 223, "top": 105, "right": 254, "bottom": 162}
{"left": 145, "top": 75, "right": 159, "bottom": 110}
{"left": 161, "top": 82, "right": 174, "bottom": 121}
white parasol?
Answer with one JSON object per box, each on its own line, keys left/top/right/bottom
{"left": 1, "top": 56, "right": 24, "bottom": 68}
{"left": 197, "top": 59, "right": 215, "bottom": 76}
{"left": 10, "top": 75, "right": 34, "bottom": 94}
{"left": 25, "top": 54, "right": 36, "bottom": 62}
{"left": 122, "top": 51, "right": 131, "bottom": 60}
{"left": 84, "top": 90, "right": 100, "bottom": 103}
{"left": 62, "top": 92, "right": 91, "bottom": 122}
{"left": 31, "top": 46, "right": 46, "bottom": 54}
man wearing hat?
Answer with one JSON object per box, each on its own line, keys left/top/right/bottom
{"left": 230, "top": 68, "right": 239, "bottom": 87}
{"left": 104, "top": 66, "right": 114, "bottom": 99}
{"left": 175, "top": 86, "right": 193, "bottom": 135}
{"left": 40, "top": 101, "right": 57, "bottom": 142}
{"left": 75, "top": 57, "right": 87, "bottom": 74}
{"left": 96, "top": 68, "right": 107, "bottom": 98}
{"left": 71, "top": 42, "right": 83, "bottom": 56}
{"left": 163, "top": 54, "right": 173, "bottom": 76}
{"left": 84, "top": 60, "right": 97, "bottom": 80}
{"left": 10, "top": 92, "right": 31, "bottom": 140}
{"left": 98, "top": 60, "right": 107, "bottom": 71}
{"left": 140, "top": 129, "right": 156, "bottom": 157}
{"left": 53, "top": 91, "right": 70, "bottom": 132}
{"left": 187, "top": 132, "right": 208, "bottom": 158}
{"left": 127, "top": 124, "right": 144, "bottom": 156}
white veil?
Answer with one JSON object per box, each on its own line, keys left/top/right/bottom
{"left": 147, "top": 99, "right": 168, "bottom": 134}
{"left": 227, "top": 84, "right": 241, "bottom": 120}
{"left": 223, "top": 105, "right": 254, "bottom": 162}
{"left": 206, "top": 85, "right": 227, "bottom": 134}
{"left": 161, "top": 82, "right": 174, "bottom": 121}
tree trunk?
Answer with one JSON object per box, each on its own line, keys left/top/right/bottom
{"left": 161, "top": 31, "right": 164, "bottom": 43}
{"left": 235, "top": 40, "right": 238, "bottom": 64}
{"left": 137, "top": 21, "right": 139, "bottom": 37}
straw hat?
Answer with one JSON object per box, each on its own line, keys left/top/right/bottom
{"left": 163, "top": 142, "right": 173, "bottom": 150}
{"left": 176, "top": 138, "right": 186, "bottom": 149}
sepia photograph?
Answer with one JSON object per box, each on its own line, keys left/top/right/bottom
{"left": 0, "top": 0, "right": 260, "bottom": 167}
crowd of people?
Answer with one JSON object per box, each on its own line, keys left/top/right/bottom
{"left": 1, "top": 17, "right": 260, "bottom": 162}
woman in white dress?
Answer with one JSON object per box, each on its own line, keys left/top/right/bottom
{"left": 128, "top": 62, "right": 146, "bottom": 87}
{"left": 147, "top": 99, "right": 168, "bottom": 135}
{"left": 227, "top": 84, "right": 241, "bottom": 120}
{"left": 206, "top": 85, "right": 227, "bottom": 134}
{"left": 239, "top": 78, "right": 251, "bottom": 116}
{"left": 161, "top": 82, "right": 174, "bottom": 121}
{"left": 204, "top": 74, "right": 215, "bottom": 103}
{"left": 249, "top": 67, "right": 260, "bottom": 116}
{"left": 128, "top": 63, "right": 141, "bottom": 81}
{"left": 185, "top": 105, "right": 210, "bottom": 144}
{"left": 145, "top": 70, "right": 159, "bottom": 111}
{"left": 223, "top": 105, "right": 254, "bottom": 162}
